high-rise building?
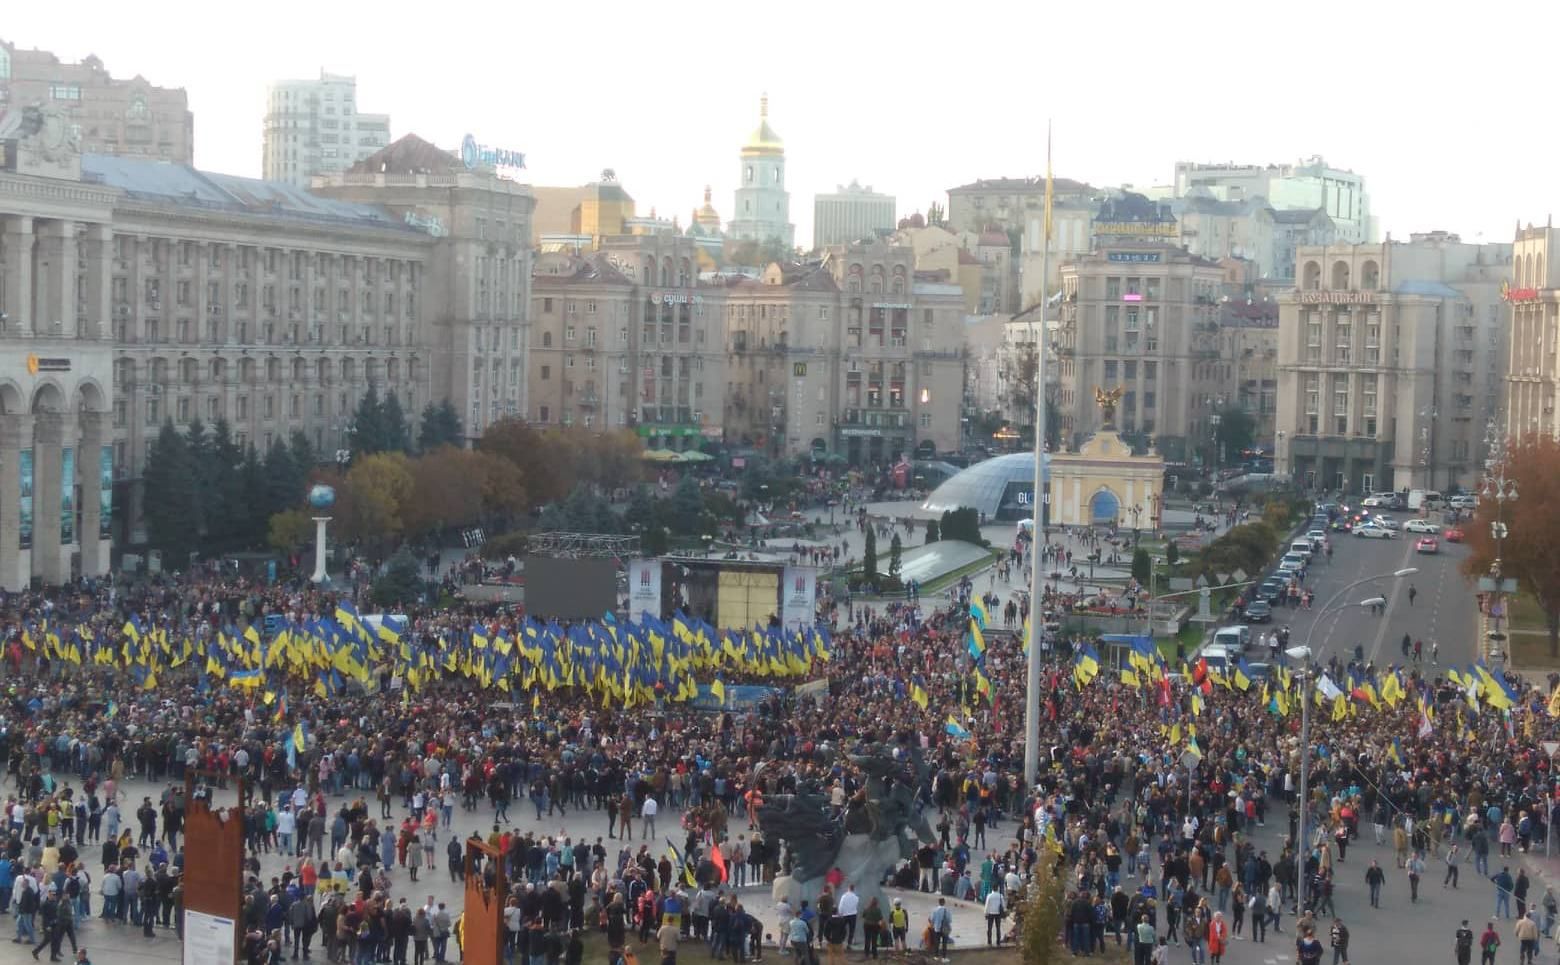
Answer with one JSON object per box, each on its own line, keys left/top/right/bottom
{"left": 262, "top": 72, "right": 391, "bottom": 188}
{"left": 727, "top": 96, "right": 793, "bottom": 248}
{"left": 812, "top": 181, "right": 894, "bottom": 249}
{"left": 1174, "top": 158, "right": 1373, "bottom": 243}
{"left": 1503, "top": 221, "right": 1558, "bottom": 442}
{"left": 1275, "top": 235, "right": 1511, "bottom": 494}
{"left": 0, "top": 39, "right": 193, "bottom": 163}
{"left": 0, "top": 116, "right": 532, "bottom": 589}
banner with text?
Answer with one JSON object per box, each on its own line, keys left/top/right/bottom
{"left": 626, "top": 559, "right": 662, "bottom": 624}
{"left": 18, "top": 449, "right": 32, "bottom": 550}
{"left": 781, "top": 566, "right": 817, "bottom": 629}
{"left": 60, "top": 447, "right": 74, "bottom": 544}
{"left": 99, "top": 446, "right": 113, "bottom": 540}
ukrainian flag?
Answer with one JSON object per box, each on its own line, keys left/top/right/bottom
{"left": 967, "top": 621, "right": 986, "bottom": 660}
{"left": 945, "top": 715, "right": 972, "bottom": 739}
{"left": 969, "top": 598, "right": 988, "bottom": 629}
{"left": 910, "top": 680, "right": 930, "bottom": 710}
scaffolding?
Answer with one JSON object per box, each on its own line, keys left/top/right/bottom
{"left": 525, "top": 531, "right": 641, "bottom": 559}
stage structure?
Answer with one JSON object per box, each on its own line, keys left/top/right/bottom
{"left": 523, "top": 531, "right": 640, "bottom": 621}
{"left": 626, "top": 556, "right": 817, "bottom": 630}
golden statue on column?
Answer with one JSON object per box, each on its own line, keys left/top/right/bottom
{"left": 1093, "top": 385, "right": 1126, "bottom": 429}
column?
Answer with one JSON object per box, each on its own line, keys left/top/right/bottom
{"left": 31, "top": 411, "right": 70, "bottom": 585}
{"left": 35, "top": 220, "right": 77, "bottom": 337}
{"left": 2, "top": 216, "right": 33, "bottom": 335}
{"left": 0, "top": 416, "right": 32, "bottom": 591}
{"left": 78, "top": 410, "right": 108, "bottom": 577}
{"left": 82, "top": 224, "right": 113, "bottom": 340}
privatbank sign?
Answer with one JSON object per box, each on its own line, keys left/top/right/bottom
{"left": 1298, "top": 291, "right": 1377, "bottom": 305}
{"left": 1500, "top": 280, "right": 1541, "bottom": 303}
{"left": 460, "top": 134, "right": 526, "bottom": 174}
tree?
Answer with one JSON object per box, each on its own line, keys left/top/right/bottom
{"left": 339, "top": 452, "right": 414, "bottom": 557}
{"left": 1000, "top": 341, "right": 1061, "bottom": 452}
{"left": 862, "top": 526, "right": 879, "bottom": 588}
{"left": 1166, "top": 540, "right": 1181, "bottom": 567}
{"left": 479, "top": 419, "right": 571, "bottom": 507}
{"left": 1016, "top": 849, "right": 1069, "bottom": 965}
{"left": 289, "top": 430, "right": 317, "bottom": 475}
{"left": 267, "top": 508, "right": 314, "bottom": 557}
{"left": 381, "top": 391, "right": 412, "bottom": 454}
{"left": 889, "top": 533, "right": 903, "bottom": 578}
{"left": 372, "top": 546, "right": 423, "bottom": 607}
{"left": 417, "top": 399, "right": 464, "bottom": 452}
{"left": 142, "top": 420, "right": 197, "bottom": 564}
{"left": 1463, "top": 435, "right": 1560, "bottom": 657}
{"left": 940, "top": 507, "right": 985, "bottom": 545}
{"left": 349, "top": 384, "right": 387, "bottom": 456}
{"left": 235, "top": 443, "right": 267, "bottom": 550}
{"left": 1213, "top": 405, "right": 1257, "bottom": 466}
{"left": 472, "top": 450, "right": 528, "bottom": 524}
{"left": 402, "top": 446, "right": 485, "bottom": 539}
{"left": 1131, "top": 547, "right": 1152, "bottom": 586}
{"left": 669, "top": 476, "right": 705, "bottom": 535}
{"left": 262, "top": 436, "right": 301, "bottom": 523}
{"left": 925, "top": 518, "right": 941, "bottom": 544}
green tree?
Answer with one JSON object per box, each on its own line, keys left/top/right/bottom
{"left": 1166, "top": 540, "right": 1180, "bottom": 567}
{"left": 1213, "top": 405, "right": 1257, "bottom": 466}
{"left": 381, "top": 391, "right": 412, "bottom": 454}
{"left": 263, "top": 436, "right": 300, "bottom": 522}
{"left": 863, "top": 526, "right": 879, "bottom": 588}
{"left": 142, "top": 420, "right": 197, "bottom": 564}
{"left": 267, "top": 508, "right": 314, "bottom": 557}
{"left": 1017, "top": 849, "right": 1069, "bottom": 965}
{"left": 417, "top": 399, "right": 464, "bottom": 452}
{"left": 925, "top": 518, "right": 940, "bottom": 543}
{"left": 940, "top": 507, "right": 985, "bottom": 544}
{"left": 372, "top": 546, "right": 423, "bottom": 607}
{"left": 235, "top": 443, "right": 267, "bottom": 549}
{"left": 889, "top": 533, "right": 903, "bottom": 578}
{"left": 349, "top": 384, "right": 387, "bottom": 456}
{"left": 669, "top": 476, "right": 705, "bottom": 535}
{"left": 289, "top": 430, "right": 317, "bottom": 475}
{"left": 1131, "top": 547, "right": 1152, "bottom": 585}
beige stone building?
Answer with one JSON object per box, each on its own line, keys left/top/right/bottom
{"left": 0, "top": 121, "right": 533, "bottom": 588}
{"left": 1047, "top": 428, "right": 1165, "bottom": 531}
{"left": 0, "top": 39, "right": 193, "bottom": 163}
{"left": 1056, "top": 242, "right": 1228, "bottom": 462}
{"left": 1219, "top": 299, "right": 1280, "bottom": 444}
{"left": 1505, "top": 222, "right": 1560, "bottom": 442}
{"left": 528, "top": 234, "right": 723, "bottom": 448}
{"left": 1275, "top": 235, "right": 1511, "bottom": 493}
{"left": 718, "top": 240, "right": 965, "bottom": 463}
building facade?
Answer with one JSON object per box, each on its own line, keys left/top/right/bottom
{"left": 1506, "top": 222, "right": 1560, "bottom": 441}
{"left": 812, "top": 180, "right": 894, "bottom": 249}
{"left": 1056, "top": 241, "right": 1228, "bottom": 461}
{"left": 727, "top": 97, "right": 793, "bottom": 248}
{"left": 0, "top": 39, "right": 193, "bottom": 163}
{"left": 946, "top": 176, "right": 1096, "bottom": 237}
{"left": 528, "top": 234, "right": 724, "bottom": 449}
{"left": 1275, "top": 236, "right": 1511, "bottom": 494}
{"left": 1174, "top": 158, "right": 1373, "bottom": 244}
{"left": 262, "top": 72, "right": 391, "bottom": 189}
{"left": 0, "top": 120, "right": 532, "bottom": 589}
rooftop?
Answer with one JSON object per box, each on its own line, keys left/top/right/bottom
{"left": 81, "top": 154, "right": 414, "bottom": 232}
{"left": 948, "top": 176, "right": 1094, "bottom": 195}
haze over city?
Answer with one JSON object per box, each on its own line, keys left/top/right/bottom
{"left": 6, "top": 0, "right": 1559, "bottom": 246}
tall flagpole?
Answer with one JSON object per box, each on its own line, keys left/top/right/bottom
{"left": 1024, "top": 122, "right": 1052, "bottom": 791}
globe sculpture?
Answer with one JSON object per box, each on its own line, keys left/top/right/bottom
{"left": 308, "top": 485, "right": 336, "bottom": 583}
{"left": 308, "top": 484, "right": 337, "bottom": 510}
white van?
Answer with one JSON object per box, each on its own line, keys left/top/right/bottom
{"left": 1289, "top": 540, "right": 1314, "bottom": 559}
{"left": 1212, "top": 624, "right": 1252, "bottom": 654}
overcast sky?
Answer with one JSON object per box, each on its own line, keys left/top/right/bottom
{"left": 8, "top": 1, "right": 1558, "bottom": 250}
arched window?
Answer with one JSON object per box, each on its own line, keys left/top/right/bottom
{"left": 1360, "top": 260, "right": 1380, "bottom": 291}
{"left": 1303, "top": 261, "right": 1321, "bottom": 290}
{"left": 1331, "top": 261, "right": 1350, "bottom": 290}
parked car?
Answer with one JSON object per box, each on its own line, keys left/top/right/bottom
{"left": 1404, "top": 519, "right": 1439, "bottom": 534}
{"left": 1355, "top": 524, "right": 1395, "bottom": 539}
{"left": 1258, "top": 578, "right": 1287, "bottom": 604}
{"left": 1416, "top": 537, "right": 1439, "bottom": 554}
{"left": 1243, "top": 599, "right": 1274, "bottom": 623}
{"left": 1444, "top": 527, "right": 1465, "bottom": 542}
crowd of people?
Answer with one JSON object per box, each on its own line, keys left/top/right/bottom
{"left": 0, "top": 509, "right": 1556, "bottom": 965}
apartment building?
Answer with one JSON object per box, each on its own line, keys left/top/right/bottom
{"left": 262, "top": 71, "right": 391, "bottom": 188}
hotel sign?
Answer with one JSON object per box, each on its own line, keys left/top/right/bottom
{"left": 1095, "top": 221, "right": 1178, "bottom": 238}
{"left": 25, "top": 354, "right": 70, "bottom": 374}
{"left": 1298, "top": 291, "right": 1378, "bottom": 305}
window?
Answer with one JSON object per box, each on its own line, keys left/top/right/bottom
{"left": 538, "top": 405, "right": 551, "bottom": 422}
{"left": 145, "top": 399, "right": 160, "bottom": 425}
{"left": 919, "top": 413, "right": 932, "bottom": 428}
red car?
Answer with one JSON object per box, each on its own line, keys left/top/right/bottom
{"left": 1444, "top": 527, "right": 1464, "bottom": 542}
{"left": 1416, "top": 537, "right": 1439, "bottom": 554}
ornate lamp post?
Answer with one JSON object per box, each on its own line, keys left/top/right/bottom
{"left": 1481, "top": 420, "right": 1519, "bottom": 675}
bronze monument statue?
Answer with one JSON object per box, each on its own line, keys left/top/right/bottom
{"left": 1094, "top": 385, "right": 1126, "bottom": 429}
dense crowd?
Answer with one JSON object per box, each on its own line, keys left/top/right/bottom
{"left": 0, "top": 547, "right": 1558, "bottom": 965}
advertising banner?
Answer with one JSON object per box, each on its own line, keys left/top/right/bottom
{"left": 60, "top": 447, "right": 74, "bottom": 544}
{"left": 781, "top": 566, "right": 817, "bottom": 629}
{"left": 100, "top": 445, "right": 113, "bottom": 540}
{"left": 626, "top": 559, "right": 662, "bottom": 624}
{"left": 18, "top": 449, "right": 32, "bottom": 550}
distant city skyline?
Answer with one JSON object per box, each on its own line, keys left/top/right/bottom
{"left": 4, "top": 2, "right": 1556, "bottom": 256}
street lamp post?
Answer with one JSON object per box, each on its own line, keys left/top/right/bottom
{"left": 1291, "top": 566, "right": 1418, "bottom": 914}
{"left": 1481, "top": 420, "right": 1519, "bottom": 675}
